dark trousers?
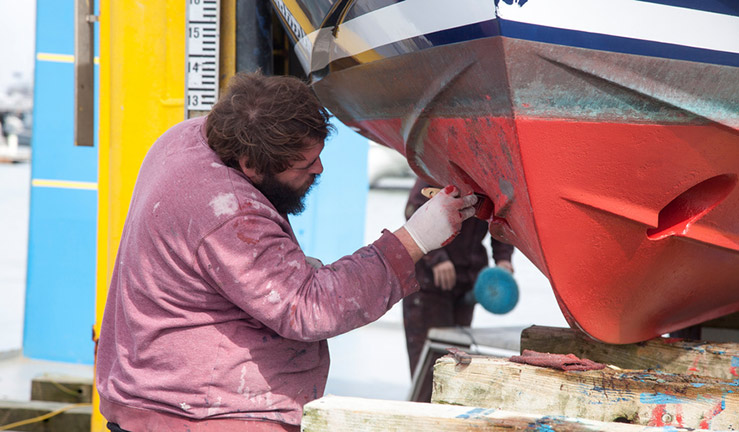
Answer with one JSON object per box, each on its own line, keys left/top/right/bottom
{"left": 402, "top": 288, "right": 475, "bottom": 402}
{"left": 107, "top": 423, "right": 130, "bottom": 432}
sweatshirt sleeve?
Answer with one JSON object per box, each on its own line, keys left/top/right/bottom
{"left": 491, "top": 237, "right": 515, "bottom": 263}
{"left": 195, "top": 212, "right": 418, "bottom": 342}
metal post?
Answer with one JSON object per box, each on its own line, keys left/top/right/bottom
{"left": 74, "top": 0, "right": 96, "bottom": 147}
{"left": 235, "top": 0, "right": 273, "bottom": 74}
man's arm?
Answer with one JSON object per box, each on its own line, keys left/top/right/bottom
{"left": 393, "top": 226, "right": 424, "bottom": 262}
{"left": 491, "top": 238, "right": 515, "bottom": 273}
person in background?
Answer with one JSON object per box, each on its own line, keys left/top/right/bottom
{"left": 403, "top": 178, "right": 515, "bottom": 402}
{"left": 96, "top": 72, "right": 479, "bottom": 432}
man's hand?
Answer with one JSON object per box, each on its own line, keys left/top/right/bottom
{"left": 496, "top": 260, "right": 514, "bottom": 274}
{"left": 432, "top": 260, "right": 456, "bottom": 290}
{"left": 403, "top": 185, "right": 478, "bottom": 254}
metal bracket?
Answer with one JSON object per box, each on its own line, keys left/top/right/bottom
{"left": 74, "top": 0, "right": 95, "bottom": 147}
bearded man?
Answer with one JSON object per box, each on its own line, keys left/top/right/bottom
{"left": 96, "top": 72, "right": 478, "bottom": 432}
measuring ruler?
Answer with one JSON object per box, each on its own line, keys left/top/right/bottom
{"left": 185, "top": 0, "right": 219, "bottom": 115}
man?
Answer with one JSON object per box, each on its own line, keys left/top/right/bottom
{"left": 403, "top": 178, "right": 515, "bottom": 402}
{"left": 95, "top": 72, "right": 478, "bottom": 432}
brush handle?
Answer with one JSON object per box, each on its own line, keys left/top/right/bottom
{"left": 421, "top": 187, "right": 441, "bottom": 198}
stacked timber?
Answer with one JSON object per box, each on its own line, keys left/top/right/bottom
{"left": 302, "top": 395, "right": 677, "bottom": 431}
{"left": 520, "top": 325, "right": 739, "bottom": 380}
{"left": 0, "top": 374, "right": 92, "bottom": 431}
{"left": 302, "top": 326, "right": 739, "bottom": 431}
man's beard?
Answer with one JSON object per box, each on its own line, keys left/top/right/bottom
{"left": 255, "top": 173, "right": 320, "bottom": 215}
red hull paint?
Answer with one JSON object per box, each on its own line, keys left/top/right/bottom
{"left": 352, "top": 116, "right": 739, "bottom": 343}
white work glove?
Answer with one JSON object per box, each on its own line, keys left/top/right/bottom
{"left": 404, "top": 185, "right": 478, "bottom": 254}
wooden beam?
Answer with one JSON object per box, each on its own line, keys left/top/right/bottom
{"left": 31, "top": 374, "right": 93, "bottom": 404}
{"left": 0, "top": 400, "right": 91, "bottom": 432}
{"left": 432, "top": 356, "right": 738, "bottom": 430}
{"left": 520, "top": 325, "right": 739, "bottom": 380}
{"left": 301, "top": 395, "right": 675, "bottom": 431}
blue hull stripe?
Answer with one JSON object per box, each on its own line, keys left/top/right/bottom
{"left": 424, "top": 20, "right": 501, "bottom": 47}
{"left": 393, "top": 19, "right": 739, "bottom": 68}
{"left": 636, "top": 0, "right": 739, "bottom": 16}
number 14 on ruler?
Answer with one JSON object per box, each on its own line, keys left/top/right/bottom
{"left": 186, "top": 0, "right": 219, "bottom": 112}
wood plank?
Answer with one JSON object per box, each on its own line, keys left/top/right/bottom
{"left": 520, "top": 325, "right": 739, "bottom": 380}
{"left": 301, "top": 395, "right": 678, "bottom": 431}
{"left": 432, "top": 355, "right": 738, "bottom": 430}
{"left": 0, "top": 400, "right": 91, "bottom": 432}
{"left": 31, "top": 374, "right": 93, "bottom": 404}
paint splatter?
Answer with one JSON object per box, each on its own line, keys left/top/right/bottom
{"left": 699, "top": 399, "right": 726, "bottom": 429}
{"left": 207, "top": 396, "right": 222, "bottom": 416}
{"left": 236, "top": 232, "right": 258, "bottom": 244}
{"left": 640, "top": 393, "right": 686, "bottom": 404}
{"left": 687, "top": 354, "right": 701, "bottom": 373}
{"left": 237, "top": 365, "right": 251, "bottom": 398}
{"left": 152, "top": 202, "right": 160, "bottom": 214}
{"left": 287, "top": 348, "right": 307, "bottom": 362}
{"left": 289, "top": 304, "right": 298, "bottom": 328}
{"left": 209, "top": 192, "right": 238, "bottom": 217}
{"left": 267, "top": 290, "right": 281, "bottom": 304}
{"left": 348, "top": 298, "right": 361, "bottom": 310}
{"left": 648, "top": 404, "right": 667, "bottom": 427}
{"left": 180, "top": 402, "right": 191, "bottom": 411}
{"left": 211, "top": 162, "right": 221, "bottom": 168}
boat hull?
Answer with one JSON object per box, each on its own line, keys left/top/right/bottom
{"left": 270, "top": 0, "right": 739, "bottom": 343}
{"left": 312, "top": 34, "right": 739, "bottom": 343}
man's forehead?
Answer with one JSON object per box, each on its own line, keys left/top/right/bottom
{"left": 302, "top": 140, "right": 325, "bottom": 157}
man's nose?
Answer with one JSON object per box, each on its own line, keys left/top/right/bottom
{"left": 311, "top": 158, "right": 323, "bottom": 175}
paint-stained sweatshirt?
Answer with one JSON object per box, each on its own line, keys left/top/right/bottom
{"left": 96, "top": 117, "right": 419, "bottom": 431}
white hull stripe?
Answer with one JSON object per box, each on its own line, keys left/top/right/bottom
{"left": 297, "top": 0, "right": 739, "bottom": 72}
{"left": 497, "top": 0, "right": 739, "bottom": 55}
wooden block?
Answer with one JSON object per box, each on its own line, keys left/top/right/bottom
{"left": 432, "top": 355, "right": 738, "bottom": 430}
{"left": 31, "top": 374, "right": 93, "bottom": 403}
{"left": 0, "top": 400, "right": 91, "bottom": 432}
{"left": 520, "top": 325, "right": 739, "bottom": 380}
{"left": 301, "top": 395, "right": 675, "bottom": 431}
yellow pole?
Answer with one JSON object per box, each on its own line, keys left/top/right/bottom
{"left": 221, "top": 0, "right": 236, "bottom": 95}
{"left": 93, "top": 1, "right": 185, "bottom": 430}
{"left": 92, "top": 1, "right": 235, "bottom": 429}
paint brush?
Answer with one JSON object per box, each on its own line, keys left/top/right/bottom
{"left": 421, "top": 187, "right": 494, "bottom": 220}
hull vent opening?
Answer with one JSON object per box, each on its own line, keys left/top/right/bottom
{"left": 647, "top": 174, "right": 737, "bottom": 240}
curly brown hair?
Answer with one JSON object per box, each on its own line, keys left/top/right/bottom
{"left": 206, "top": 72, "right": 334, "bottom": 175}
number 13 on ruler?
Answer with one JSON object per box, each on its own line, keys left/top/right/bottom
{"left": 185, "top": 0, "right": 219, "bottom": 113}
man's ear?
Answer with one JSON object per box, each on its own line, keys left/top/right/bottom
{"left": 238, "top": 157, "right": 262, "bottom": 183}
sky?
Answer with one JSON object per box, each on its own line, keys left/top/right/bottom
{"left": 0, "top": 0, "right": 37, "bottom": 92}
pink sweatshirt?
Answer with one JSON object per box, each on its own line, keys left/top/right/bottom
{"left": 96, "top": 117, "right": 419, "bottom": 430}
